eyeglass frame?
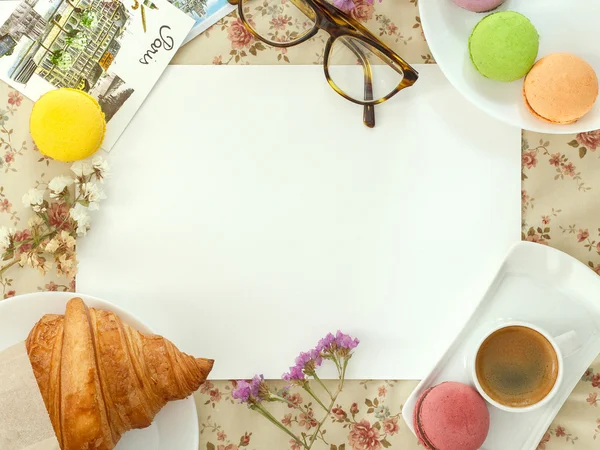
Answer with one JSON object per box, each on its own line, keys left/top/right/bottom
{"left": 228, "top": 0, "right": 419, "bottom": 127}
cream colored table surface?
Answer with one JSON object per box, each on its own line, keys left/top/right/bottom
{"left": 2, "top": 1, "right": 600, "bottom": 448}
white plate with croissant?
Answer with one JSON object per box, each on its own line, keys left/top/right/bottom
{"left": 0, "top": 292, "right": 214, "bottom": 450}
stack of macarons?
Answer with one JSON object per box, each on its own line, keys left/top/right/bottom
{"left": 452, "top": 0, "right": 599, "bottom": 125}
{"left": 413, "top": 381, "right": 490, "bottom": 450}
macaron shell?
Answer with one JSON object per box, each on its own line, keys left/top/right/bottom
{"left": 452, "top": 0, "right": 506, "bottom": 13}
{"left": 414, "top": 382, "right": 490, "bottom": 450}
{"left": 30, "top": 88, "right": 106, "bottom": 162}
{"left": 469, "top": 12, "right": 539, "bottom": 82}
{"left": 413, "top": 387, "right": 434, "bottom": 449}
{"left": 523, "top": 53, "right": 599, "bottom": 124}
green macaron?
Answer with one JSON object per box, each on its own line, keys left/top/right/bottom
{"left": 469, "top": 11, "right": 539, "bottom": 82}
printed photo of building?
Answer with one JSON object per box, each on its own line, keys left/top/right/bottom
{"left": 168, "top": 0, "right": 207, "bottom": 18}
{"left": 0, "top": 0, "right": 46, "bottom": 43}
{"left": 1, "top": 0, "right": 134, "bottom": 120}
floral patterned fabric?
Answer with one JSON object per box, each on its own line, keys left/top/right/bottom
{"left": 2, "top": 0, "right": 600, "bottom": 447}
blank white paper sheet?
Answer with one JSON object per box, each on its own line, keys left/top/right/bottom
{"left": 77, "top": 65, "right": 521, "bottom": 379}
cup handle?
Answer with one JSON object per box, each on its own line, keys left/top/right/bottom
{"left": 554, "top": 330, "right": 580, "bottom": 359}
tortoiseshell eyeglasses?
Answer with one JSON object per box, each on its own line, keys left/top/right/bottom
{"left": 228, "top": 0, "right": 419, "bottom": 127}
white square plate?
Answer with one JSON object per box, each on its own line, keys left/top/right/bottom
{"left": 402, "top": 242, "right": 600, "bottom": 450}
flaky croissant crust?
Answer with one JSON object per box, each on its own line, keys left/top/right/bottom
{"left": 26, "top": 297, "right": 213, "bottom": 450}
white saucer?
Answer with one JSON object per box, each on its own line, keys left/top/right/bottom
{"left": 420, "top": 0, "right": 600, "bottom": 134}
{"left": 0, "top": 292, "right": 200, "bottom": 450}
{"left": 402, "top": 242, "right": 600, "bottom": 450}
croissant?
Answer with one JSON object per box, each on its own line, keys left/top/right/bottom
{"left": 25, "top": 297, "right": 214, "bottom": 450}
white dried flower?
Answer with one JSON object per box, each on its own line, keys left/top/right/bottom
{"left": 56, "top": 253, "right": 77, "bottom": 279}
{"left": 22, "top": 188, "right": 45, "bottom": 212}
{"left": 19, "top": 252, "right": 51, "bottom": 275}
{"left": 76, "top": 223, "right": 90, "bottom": 236}
{"left": 80, "top": 183, "right": 106, "bottom": 211}
{"left": 71, "top": 160, "right": 94, "bottom": 177}
{"left": 45, "top": 230, "right": 76, "bottom": 254}
{"left": 19, "top": 252, "right": 32, "bottom": 268}
{"left": 0, "top": 226, "right": 13, "bottom": 250}
{"left": 69, "top": 203, "right": 91, "bottom": 236}
{"left": 38, "top": 258, "right": 52, "bottom": 276}
{"left": 48, "top": 175, "right": 74, "bottom": 198}
{"left": 92, "top": 156, "right": 109, "bottom": 175}
{"left": 69, "top": 202, "right": 87, "bottom": 222}
{"left": 45, "top": 238, "right": 59, "bottom": 254}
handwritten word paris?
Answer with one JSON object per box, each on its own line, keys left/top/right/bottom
{"left": 140, "top": 25, "right": 174, "bottom": 65}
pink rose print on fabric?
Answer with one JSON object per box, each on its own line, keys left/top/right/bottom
{"left": 576, "top": 130, "right": 600, "bottom": 151}
{"left": 350, "top": 0, "right": 375, "bottom": 22}
{"left": 522, "top": 151, "right": 538, "bottom": 169}
{"left": 383, "top": 417, "right": 399, "bottom": 435}
{"left": 578, "top": 228, "right": 589, "bottom": 242}
{"left": 348, "top": 420, "right": 382, "bottom": 450}
{"left": 0, "top": 198, "right": 11, "bottom": 213}
{"left": 228, "top": 19, "right": 255, "bottom": 50}
{"left": 537, "top": 432, "right": 551, "bottom": 450}
{"left": 8, "top": 91, "right": 22, "bottom": 106}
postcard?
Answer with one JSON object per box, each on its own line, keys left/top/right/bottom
{"left": 0, "top": 0, "right": 194, "bottom": 151}
{"left": 169, "top": 0, "right": 235, "bottom": 45}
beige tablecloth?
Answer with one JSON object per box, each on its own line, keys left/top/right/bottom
{"left": 2, "top": 0, "right": 600, "bottom": 448}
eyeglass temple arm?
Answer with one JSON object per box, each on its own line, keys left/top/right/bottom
{"left": 344, "top": 39, "right": 375, "bottom": 128}
{"left": 284, "top": 0, "right": 377, "bottom": 127}
{"left": 314, "top": 0, "right": 410, "bottom": 80}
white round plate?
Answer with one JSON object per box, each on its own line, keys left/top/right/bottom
{"left": 0, "top": 292, "right": 199, "bottom": 450}
{"left": 419, "top": 0, "right": 600, "bottom": 133}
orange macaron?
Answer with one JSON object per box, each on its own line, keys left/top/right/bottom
{"left": 523, "top": 53, "right": 599, "bottom": 124}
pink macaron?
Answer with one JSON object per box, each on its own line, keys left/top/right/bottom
{"left": 452, "top": 0, "right": 506, "bottom": 13}
{"left": 413, "top": 382, "right": 490, "bottom": 450}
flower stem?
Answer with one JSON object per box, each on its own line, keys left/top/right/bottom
{"left": 0, "top": 258, "right": 19, "bottom": 277}
{"left": 331, "top": 356, "right": 342, "bottom": 378}
{"left": 301, "top": 433, "right": 308, "bottom": 447}
{"left": 0, "top": 229, "right": 57, "bottom": 274}
{"left": 312, "top": 372, "right": 334, "bottom": 400}
{"left": 302, "top": 383, "right": 328, "bottom": 412}
{"left": 269, "top": 393, "right": 311, "bottom": 416}
{"left": 251, "top": 403, "right": 307, "bottom": 449}
{"left": 340, "top": 358, "right": 348, "bottom": 389}
{"left": 306, "top": 362, "right": 348, "bottom": 450}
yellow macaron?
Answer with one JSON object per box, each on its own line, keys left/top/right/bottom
{"left": 523, "top": 53, "right": 599, "bottom": 124}
{"left": 30, "top": 88, "right": 106, "bottom": 162}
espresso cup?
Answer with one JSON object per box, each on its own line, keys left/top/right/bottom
{"left": 471, "top": 321, "right": 579, "bottom": 413}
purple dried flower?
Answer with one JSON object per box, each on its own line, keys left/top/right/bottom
{"left": 317, "top": 330, "right": 360, "bottom": 355}
{"left": 335, "top": 330, "right": 359, "bottom": 350}
{"left": 295, "top": 349, "right": 323, "bottom": 369}
{"left": 281, "top": 332, "right": 359, "bottom": 382}
{"left": 232, "top": 380, "right": 252, "bottom": 402}
{"left": 282, "top": 365, "right": 306, "bottom": 381}
{"left": 316, "top": 333, "right": 336, "bottom": 353}
{"left": 282, "top": 348, "right": 323, "bottom": 382}
{"left": 232, "top": 374, "right": 264, "bottom": 403}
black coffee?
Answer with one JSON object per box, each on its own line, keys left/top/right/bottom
{"left": 475, "top": 326, "right": 559, "bottom": 407}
